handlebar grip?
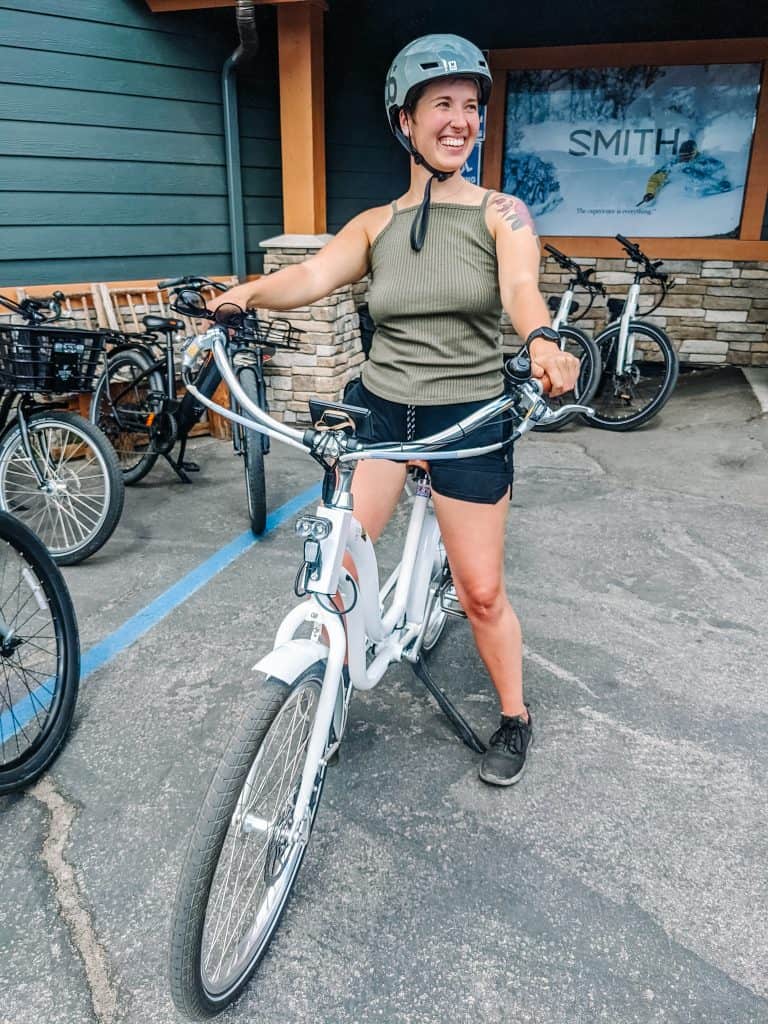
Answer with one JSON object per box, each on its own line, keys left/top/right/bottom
{"left": 544, "top": 243, "right": 567, "bottom": 260}
{"left": 615, "top": 233, "right": 637, "bottom": 251}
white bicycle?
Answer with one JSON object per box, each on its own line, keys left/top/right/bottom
{"left": 168, "top": 311, "right": 591, "bottom": 1019}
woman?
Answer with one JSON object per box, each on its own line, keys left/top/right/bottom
{"left": 210, "top": 34, "right": 579, "bottom": 787}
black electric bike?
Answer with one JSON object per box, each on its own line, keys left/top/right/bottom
{"left": 90, "top": 277, "right": 301, "bottom": 535}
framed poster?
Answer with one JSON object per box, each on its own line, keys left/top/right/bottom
{"left": 483, "top": 40, "right": 768, "bottom": 259}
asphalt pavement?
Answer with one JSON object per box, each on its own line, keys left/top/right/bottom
{"left": 1, "top": 366, "right": 767, "bottom": 1024}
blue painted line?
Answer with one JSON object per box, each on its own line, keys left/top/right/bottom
{"left": 0, "top": 681, "right": 53, "bottom": 740}
{"left": 81, "top": 482, "right": 321, "bottom": 679}
{"left": 1, "top": 483, "right": 321, "bottom": 745}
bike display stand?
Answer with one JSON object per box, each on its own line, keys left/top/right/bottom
{"left": 409, "top": 655, "right": 486, "bottom": 754}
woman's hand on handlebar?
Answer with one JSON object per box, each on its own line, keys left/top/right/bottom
{"left": 529, "top": 339, "right": 579, "bottom": 397}
{"left": 206, "top": 282, "right": 255, "bottom": 317}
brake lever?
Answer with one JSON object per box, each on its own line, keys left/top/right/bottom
{"left": 538, "top": 402, "right": 594, "bottom": 425}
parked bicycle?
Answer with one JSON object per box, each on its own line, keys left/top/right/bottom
{"left": 534, "top": 243, "right": 603, "bottom": 432}
{"left": 90, "top": 276, "right": 297, "bottom": 535}
{"left": 167, "top": 310, "right": 592, "bottom": 1018}
{"left": 0, "top": 511, "right": 80, "bottom": 794}
{"left": 585, "top": 234, "right": 680, "bottom": 430}
{"left": 0, "top": 292, "right": 125, "bottom": 564}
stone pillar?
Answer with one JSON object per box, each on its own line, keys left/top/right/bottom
{"left": 258, "top": 234, "right": 366, "bottom": 425}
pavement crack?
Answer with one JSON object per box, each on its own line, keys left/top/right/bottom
{"left": 29, "top": 777, "right": 120, "bottom": 1024}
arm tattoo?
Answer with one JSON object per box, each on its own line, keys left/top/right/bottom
{"left": 490, "top": 193, "right": 538, "bottom": 238}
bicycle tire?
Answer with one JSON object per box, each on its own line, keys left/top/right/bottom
{"left": 0, "top": 411, "right": 124, "bottom": 565}
{"left": 421, "top": 542, "right": 449, "bottom": 653}
{"left": 532, "top": 324, "right": 601, "bottom": 433}
{"left": 585, "top": 320, "right": 679, "bottom": 431}
{"left": 90, "top": 347, "right": 163, "bottom": 484}
{"left": 238, "top": 367, "right": 267, "bottom": 536}
{"left": 169, "top": 662, "right": 328, "bottom": 1019}
{"left": 0, "top": 511, "right": 80, "bottom": 794}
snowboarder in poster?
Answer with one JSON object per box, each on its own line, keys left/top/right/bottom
{"left": 637, "top": 139, "right": 732, "bottom": 206}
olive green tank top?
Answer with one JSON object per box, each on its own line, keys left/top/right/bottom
{"left": 361, "top": 192, "right": 503, "bottom": 406}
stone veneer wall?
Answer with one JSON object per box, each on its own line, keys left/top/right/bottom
{"left": 527, "top": 256, "right": 768, "bottom": 366}
{"left": 258, "top": 238, "right": 767, "bottom": 424}
{"left": 260, "top": 237, "right": 365, "bottom": 425}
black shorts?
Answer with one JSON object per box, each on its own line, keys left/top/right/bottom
{"left": 344, "top": 379, "right": 514, "bottom": 505}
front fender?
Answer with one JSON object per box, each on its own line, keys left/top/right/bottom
{"left": 253, "top": 639, "right": 327, "bottom": 685}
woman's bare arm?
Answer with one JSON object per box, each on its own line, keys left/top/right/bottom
{"left": 209, "top": 208, "right": 386, "bottom": 313}
{"left": 488, "top": 192, "right": 579, "bottom": 395}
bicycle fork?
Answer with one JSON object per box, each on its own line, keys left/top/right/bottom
{"left": 616, "top": 282, "right": 641, "bottom": 375}
{"left": 16, "top": 407, "right": 52, "bottom": 490}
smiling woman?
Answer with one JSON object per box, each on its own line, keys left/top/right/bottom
{"left": 201, "top": 32, "right": 581, "bottom": 789}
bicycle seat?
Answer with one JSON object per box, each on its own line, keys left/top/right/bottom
{"left": 547, "top": 296, "right": 580, "bottom": 315}
{"left": 606, "top": 298, "right": 624, "bottom": 320}
{"left": 142, "top": 315, "right": 185, "bottom": 335}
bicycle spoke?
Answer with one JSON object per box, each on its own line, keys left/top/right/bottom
{"left": 201, "top": 687, "right": 318, "bottom": 988}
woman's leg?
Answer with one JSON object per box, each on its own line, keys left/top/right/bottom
{"left": 349, "top": 459, "right": 408, "bottom": 542}
{"left": 431, "top": 489, "right": 526, "bottom": 719}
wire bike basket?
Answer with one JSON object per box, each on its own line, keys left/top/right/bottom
{"left": 249, "top": 317, "right": 303, "bottom": 351}
{"left": 0, "top": 324, "right": 109, "bottom": 394}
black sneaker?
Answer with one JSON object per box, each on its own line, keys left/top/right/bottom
{"left": 479, "top": 709, "right": 533, "bottom": 786}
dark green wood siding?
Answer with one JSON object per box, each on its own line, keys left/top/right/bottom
{"left": 0, "top": 1, "right": 282, "bottom": 286}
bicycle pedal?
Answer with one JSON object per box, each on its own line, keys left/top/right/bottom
{"left": 438, "top": 579, "right": 467, "bottom": 618}
{"left": 181, "top": 460, "right": 200, "bottom": 472}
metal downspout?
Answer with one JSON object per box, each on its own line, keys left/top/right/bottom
{"left": 222, "top": 55, "right": 246, "bottom": 280}
{"left": 221, "top": 2, "right": 259, "bottom": 281}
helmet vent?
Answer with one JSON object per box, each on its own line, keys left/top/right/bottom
{"left": 420, "top": 61, "right": 440, "bottom": 69}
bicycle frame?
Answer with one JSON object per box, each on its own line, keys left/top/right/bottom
{"left": 249, "top": 475, "right": 442, "bottom": 846}
{"left": 608, "top": 281, "right": 642, "bottom": 375}
{"left": 185, "top": 324, "right": 590, "bottom": 849}
{"left": 551, "top": 287, "right": 576, "bottom": 332}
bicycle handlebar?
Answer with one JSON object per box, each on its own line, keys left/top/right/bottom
{"left": 184, "top": 327, "right": 593, "bottom": 470}
{"left": 0, "top": 291, "right": 64, "bottom": 324}
{"left": 543, "top": 243, "right": 606, "bottom": 298}
{"left": 157, "top": 275, "right": 229, "bottom": 293}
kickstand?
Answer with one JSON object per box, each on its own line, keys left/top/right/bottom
{"left": 409, "top": 655, "right": 486, "bottom": 754}
{"left": 164, "top": 452, "right": 193, "bottom": 483}
{"left": 165, "top": 438, "right": 201, "bottom": 484}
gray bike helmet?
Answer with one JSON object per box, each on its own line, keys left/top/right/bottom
{"left": 384, "top": 34, "right": 492, "bottom": 251}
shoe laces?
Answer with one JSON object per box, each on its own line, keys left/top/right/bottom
{"left": 490, "top": 715, "right": 529, "bottom": 754}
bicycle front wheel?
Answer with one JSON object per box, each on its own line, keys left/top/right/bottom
{"left": 170, "top": 662, "right": 328, "bottom": 1018}
{"left": 238, "top": 367, "right": 267, "bottom": 536}
{"left": 533, "top": 324, "right": 601, "bottom": 433}
{"left": 0, "top": 411, "right": 125, "bottom": 565}
{"left": 0, "top": 511, "right": 80, "bottom": 794}
{"left": 586, "top": 320, "right": 679, "bottom": 431}
{"left": 91, "top": 347, "right": 163, "bottom": 484}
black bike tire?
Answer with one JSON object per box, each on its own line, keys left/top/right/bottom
{"left": 0, "top": 511, "right": 80, "bottom": 794}
{"left": 90, "top": 347, "right": 163, "bottom": 485}
{"left": 0, "top": 411, "right": 125, "bottom": 565}
{"left": 532, "top": 324, "right": 601, "bottom": 433}
{"left": 238, "top": 367, "right": 267, "bottom": 536}
{"left": 169, "top": 663, "right": 327, "bottom": 1019}
{"left": 585, "top": 320, "right": 679, "bottom": 432}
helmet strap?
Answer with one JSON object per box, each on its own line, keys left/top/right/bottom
{"left": 395, "top": 126, "right": 454, "bottom": 252}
